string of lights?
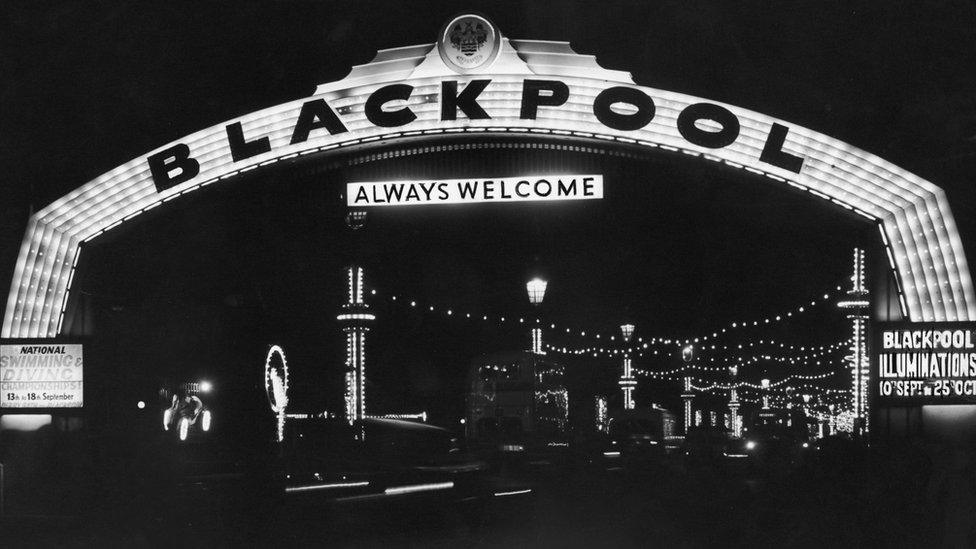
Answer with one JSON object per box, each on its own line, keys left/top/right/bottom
{"left": 688, "top": 371, "right": 839, "bottom": 392}
{"left": 674, "top": 285, "right": 848, "bottom": 345}
{"left": 701, "top": 344, "right": 850, "bottom": 365}
{"left": 544, "top": 342, "right": 672, "bottom": 357}
{"left": 733, "top": 394, "right": 852, "bottom": 408}
{"left": 698, "top": 338, "right": 850, "bottom": 353}
{"left": 633, "top": 354, "right": 847, "bottom": 377}
{"left": 544, "top": 338, "right": 850, "bottom": 361}
{"left": 633, "top": 365, "right": 696, "bottom": 378}
{"left": 702, "top": 354, "right": 841, "bottom": 370}
{"left": 374, "top": 285, "right": 854, "bottom": 406}
{"left": 743, "top": 384, "right": 849, "bottom": 396}
{"left": 373, "top": 282, "right": 848, "bottom": 346}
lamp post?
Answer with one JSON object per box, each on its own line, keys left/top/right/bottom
{"left": 729, "top": 365, "right": 741, "bottom": 438}
{"left": 828, "top": 404, "right": 836, "bottom": 435}
{"left": 802, "top": 393, "right": 812, "bottom": 438}
{"left": 526, "top": 277, "right": 547, "bottom": 354}
{"left": 681, "top": 345, "right": 695, "bottom": 433}
{"left": 595, "top": 396, "right": 608, "bottom": 432}
{"left": 619, "top": 323, "right": 636, "bottom": 409}
{"left": 838, "top": 247, "right": 870, "bottom": 436}
{"left": 785, "top": 386, "right": 794, "bottom": 427}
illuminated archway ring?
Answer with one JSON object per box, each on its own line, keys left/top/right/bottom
{"left": 264, "top": 344, "right": 289, "bottom": 414}
{"left": 264, "top": 344, "right": 289, "bottom": 442}
{"left": 4, "top": 38, "right": 973, "bottom": 337}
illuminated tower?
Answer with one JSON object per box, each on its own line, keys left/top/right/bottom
{"left": 761, "top": 378, "right": 771, "bottom": 409}
{"left": 338, "top": 265, "right": 375, "bottom": 422}
{"left": 619, "top": 323, "right": 636, "bottom": 409}
{"left": 729, "top": 365, "right": 742, "bottom": 438}
{"left": 838, "top": 247, "right": 870, "bottom": 435}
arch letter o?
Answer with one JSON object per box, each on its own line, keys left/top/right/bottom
{"left": 593, "top": 87, "right": 656, "bottom": 131}
{"left": 677, "top": 103, "right": 740, "bottom": 149}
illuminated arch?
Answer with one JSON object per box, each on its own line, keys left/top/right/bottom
{"left": 4, "top": 36, "right": 973, "bottom": 338}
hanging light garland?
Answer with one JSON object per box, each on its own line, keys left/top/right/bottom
{"left": 374, "top": 281, "right": 847, "bottom": 347}
{"left": 372, "top": 284, "right": 854, "bottom": 407}
{"left": 697, "top": 338, "right": 850, "bottom": 353}
{"left": 688, "top": 370, "right": 839, "bottom": 392}
{"left": 674, "top": 284, "right": 847, "bottom": 346}
{"left": 549, "top": 338, "right": 850, "bottom": 363}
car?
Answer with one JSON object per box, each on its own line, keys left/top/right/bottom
{"left": 608, "top": 416, "right": 667, "bottom": 459}
{"left": 279, "top": 417, "right": 489, "bottom": 500}
{"left": 681, "top": 425, "right": 731, "bottom": 466}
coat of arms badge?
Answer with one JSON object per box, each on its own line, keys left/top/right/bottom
{"left": 438, "top": 14, "right": 501, "bottom": 73}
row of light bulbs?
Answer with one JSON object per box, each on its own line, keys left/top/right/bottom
{"left": 697, "top": 338, "right": 850, "bottom": 353}
{"left": 667, "top": 285, "right": 847, "bottom": 346}
{"left": 375, "top": 282, "right": 847, "bottom": 347}
{"left": 550, "top": 338, "right": 850, "bottom": 363}
{"left": 701, "top": 341, "right": 850, "bottom": 364}
{"left": 688, "top": 370, "right": 838, "bottom": 392}
{"left": 633, "top": 354, "right": 846, "bottom": 378}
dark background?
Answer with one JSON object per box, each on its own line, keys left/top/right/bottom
{"left": 1, "top": 1, "right": 974, "bottom": 423}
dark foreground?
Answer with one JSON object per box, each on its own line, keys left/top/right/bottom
{"left": 0, "top": 440, "right": 959, "bottom": 548}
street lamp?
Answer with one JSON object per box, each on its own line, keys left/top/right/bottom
{"left": 620, "top": 323, "right": 635, "bottom": 342}
{"left": 526, "top": 277, "right": 547, "bottom": 354}
{"left": 526, "top": 277, "right": 547, "bottom": 305}
{"left": 619, "top": 323, "right": 636, "bottom": 410}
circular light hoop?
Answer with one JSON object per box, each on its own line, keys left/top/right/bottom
{"left": 264, "top": 344, "right": 289, "bottom": 414}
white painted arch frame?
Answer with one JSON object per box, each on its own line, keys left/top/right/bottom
{"left": 3, "top": 37, "right": 973, "bottom": 338}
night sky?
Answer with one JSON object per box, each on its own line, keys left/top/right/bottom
{"left": 2, "top": 1, "right": 975, "bottom": 423}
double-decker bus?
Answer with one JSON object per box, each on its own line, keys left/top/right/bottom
{"left": 465, "top": 351, "right": 569, "bottom": 452}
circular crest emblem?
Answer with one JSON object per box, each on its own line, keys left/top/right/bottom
{"left": 438, "top": 14, "right": 501, "bottom": 73}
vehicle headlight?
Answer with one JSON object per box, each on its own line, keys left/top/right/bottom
{"left": 745, "top": 440, "right": 756, "bottom": 450}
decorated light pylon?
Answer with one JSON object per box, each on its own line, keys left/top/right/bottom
{"left": 619, "top": 323, "right": 636, "bottom": 409}
{"left": 682, "top": 377, "right": 694, "bottom": 432}
{"left": 681, "top": 345, "right": 695, "bottom": 432}
{"left": 838, "top": 247, "right": 870, "bottom": 435}
{"left": 338, "top": 265, "right": 375, "bottom": 423}
{"left": 728, "top": 365, "right": 742, "bottom": 438}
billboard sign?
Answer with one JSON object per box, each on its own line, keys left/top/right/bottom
{"left": 0, "top": 343, "right": 84, "bottom": 408}
{"left": 347, "top": 174, "right": 603, "bottom": 207}
{"left": 873, "top": 322, "right": 976, "bottom": 405}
